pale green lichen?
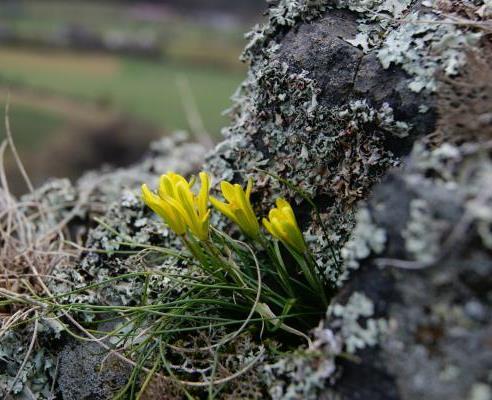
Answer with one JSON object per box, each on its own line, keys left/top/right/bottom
{"left": 242, "top": 0, "right": 328, "bottom": 62}
{"left": 377, "top": 11, "right": 482, "bottom": 92}
{"left": 402, "top": 198, "right": 445, "bottom": 263}
{"left": 334, "top": 0, "right": 483, "bottom": 93}
{"left": 262, "top": 326, "right": 340, "bottom": 400}
{"left": 374, "top": 120, "right": 492, "bottom": 398}
{"left": 328, "top": 292, "right": 388, "bottom": 353}
{"left": 469, "top": 383, "right": 492, "bottom": 400}
{"left": 477, "top": 0, "right": 492, "bottom": 18}
{"left": 335, "top": 0, "right": 413, "bottom": 53}
{"left": 336, "top": 0, "right": 411, "bottom": 15}
{"left": 340, "top": 206, "right": 387, "bottom": 277}
{"left": 408, "top": 141, "right": 492, "bottom": 253}
{"left": 0, "top": 327, "right": 58, "bottom": 399}
{"left": 464, "top": 160, "right": 492, "bottom": 250}
{"left": 409, "top": 142, "right": 462, "bottom": 184}
{"left": 20, "top": 178, "right": 79, "bottom": 230}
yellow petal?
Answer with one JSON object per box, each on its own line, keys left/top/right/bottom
{"left": 269, "top": 208, "right": 283, "bottom": 222}
{"left": 234, "top": 208, "right": 253, "bottom": 235}
{"left": 159, "top": 175, "right": 174, "bottom": 199}
{"left": 262, "top": 218, "right": 276, "bottom": 238}
{"left": 176, "top": 182, "right": 199, "bottom": 230}
{"left": 142, "top": 184, "right": 164, "bottom": 216}
{"left": 280, "top": 200, "right": 297, "bottom": 226}
{"left": 278, "top": 220, "right": 306, "bottom": 253}
{"left": 245, "top": 177, "right": 253, "bottom": 200}
{"left": 142, "top": 184, "right": 186, "bottom": 235}
{"left": 234, "top": 185, "right": 258, "bottom": 230}
{"left": 276, "top": 198, "right": 290, "bottom": 209}
{"left": 197, "top": 172, "right": 210, "bottom": 217}
{"left": 234, "top": 184, "right": 249, "bottom": 217}
{"left": 197, "top": 210, "right": 211, "bottom": 240}
{"left": 270, "top": 216, "right": 289, "bottom": 243}
{"left": 210, "top": 197, "right": 238, "bottom": 224}
{"left": 165, "top": 195, "right": 193, "bottom": 228}
{"left": 221, "top": 181, "right": 236, "bottom": 203}
{"left": 167, "top": 172, "right": 188, "bottom": 189}
{"left": 161, "top": 202, "right": 187, "bottom": 235}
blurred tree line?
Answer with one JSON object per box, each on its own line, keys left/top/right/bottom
{"left": 30, "top": 0, "right": 268, "bottom": 14}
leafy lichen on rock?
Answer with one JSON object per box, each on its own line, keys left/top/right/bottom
{"left": 340, "top": 206, "right": 386, "bottom": 277}
{"left": 0, "top": 325, "right": 59, "bottom": 399}
{"left": 377, "top": 10, "right": 482, "bottom": 93}
{"left": 329, "top": 292, "right": 388, "bottom": 354}
{"left": 262, "top": 326, "right": 340, "bottom": 400}
{"left": 361, "top": 137, "right": 492, "bottom": 399}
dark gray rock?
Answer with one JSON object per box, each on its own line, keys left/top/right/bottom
{"left": 276, "top": 10, "right": 362, "bottom": 109}
{"left": 58, "top": 341, "right": 131, "bottom": 400}
{"left": 333, "top": 141, "right": 492, "bottom": 399}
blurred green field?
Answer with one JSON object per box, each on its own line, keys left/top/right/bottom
{"left": 0, "top": 0, "right": 255, "bottom": 193}
{"left": 0, "top": 47, "right": 244, "bottom": 135}
{"left": 0, "top": 0, "right": 252, "bottom": 136}
{"left": 5, "top": 103, "right": 64, "bottom": 149}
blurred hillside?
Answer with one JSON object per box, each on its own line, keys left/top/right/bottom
{"left": 0, "top": 0, "right": 264, "bottom": 193}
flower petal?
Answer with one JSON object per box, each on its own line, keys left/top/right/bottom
{"left": 142, "top": 184, "right": 186, "bottom": 235}
{"left": 197, "top": 172, "right": 210, "bottom": 217}
{"left": 221, "top": 181, "right": 236, "bottom": 203}
{"left": 210, "top": 197, "right": 237, "bottom": 224}
{"left": 176, "top": 181, "right": 199, "bottom": 232}
{"left": 245, "top": 177, "right": 253, "bottom": 200}
{"left": 159, "top": 175, "right": 174, "bottom": 199}
{"left": 278, "top": 219, "right": 306, "bottom": 253}
{"left": 262, "top": 218, "right": 276, "bottom": 238}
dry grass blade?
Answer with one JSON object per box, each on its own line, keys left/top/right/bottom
{"left": 176, "top": 75, "right": 214, "bottom": 149}
{"left": 0, "top": 102, "right": 80, "bottom": 327}
{"left": 4, "top": 97, "right": 34, "bottom": 194}
{"left": 0, "top": 101, "right": 93, "bottom": 395}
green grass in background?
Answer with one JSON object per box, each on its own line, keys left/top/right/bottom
{"left": 2, "top": 103, "right": 64, "bottom": 149}
{"left": 0, "top": 47, "right": 244, "bottom": 135}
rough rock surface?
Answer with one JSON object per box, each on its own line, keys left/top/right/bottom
{"left": 2, "top": 0, "right": 491, "bottom": 399}
{"left": 58, "top": 341, "right": 131, "bottom": 400}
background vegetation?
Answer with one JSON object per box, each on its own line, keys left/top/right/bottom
{"left": 0, "top": 0, "right": 262, "bottom": 192}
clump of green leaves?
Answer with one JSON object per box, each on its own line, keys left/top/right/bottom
{"left": 140, "top": 171, "right": 331, "bottom": 339}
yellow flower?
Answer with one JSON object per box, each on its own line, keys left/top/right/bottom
{"left": 262, "top": 198, "right": 307, "bottom": 253}
{"left": 142, "top": 183, "right": 187, "bottom": 236}
{"left": 210, "top": 178, "right": 260, "bottom": 239}
{"left": 141, "top": 171, "right": 211, "bottom": 240}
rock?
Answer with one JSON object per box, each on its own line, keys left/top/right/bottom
{"left": 276, "top": 9, "right": 363, "bottom": 109}
{"left": 58, "top": 342, "right": 131, "bottom": 400}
